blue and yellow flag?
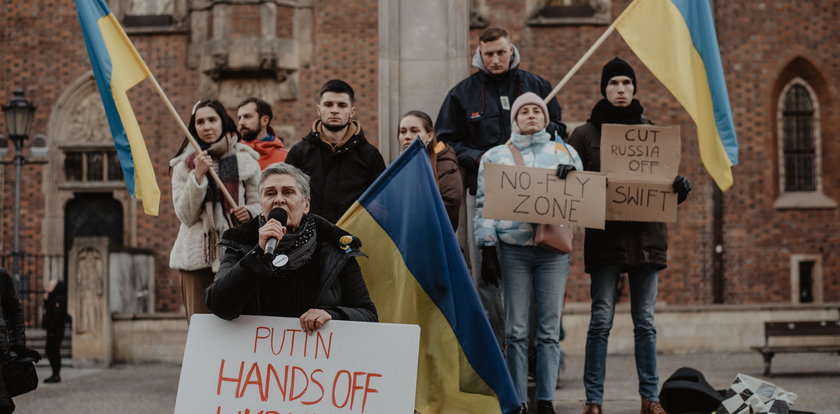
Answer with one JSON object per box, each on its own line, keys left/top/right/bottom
{"left": 75, "top": 0, "right": 160, "bottom": 215}
{"left": 338, "top": 139, "right": 519, "bottom": 414}
{"left": 614, "top": 0, "right": 739, "bottom": 191}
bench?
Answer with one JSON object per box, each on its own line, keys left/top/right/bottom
{"left": 750, "top": 320, "right": 840, "bottom": 375}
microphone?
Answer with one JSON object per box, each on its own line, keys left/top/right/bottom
{"left": 264, "top": 207, "right": 288, "bottom": 256}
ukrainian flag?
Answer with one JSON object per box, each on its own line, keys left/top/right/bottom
{"left": 615, "top": 0, "right": 739, "bottom": 191}
{"left": 338, "top": 139, "right": 519, "bottom": 413}
{"left": 75, "top": 0, "right": 160, "bottom": 215}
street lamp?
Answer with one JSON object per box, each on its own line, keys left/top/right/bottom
{"left": 1, "top": 89, "right": 48, "bottom": 286}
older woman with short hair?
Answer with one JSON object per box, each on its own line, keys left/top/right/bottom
{"left": 205, "top": 162, "right": 377, "bottom": 332}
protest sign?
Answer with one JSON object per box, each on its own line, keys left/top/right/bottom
{"left": 482, "top": 164, "right": 606, "bottom": 229}
{"left": 175, "top": 314, "right": 420, "bottom": 414}
{"left": 606, "top": 181, "right": 678, "bottom": 222}
{"left": 600, "top": 124, "right": 681, "bottom": 222}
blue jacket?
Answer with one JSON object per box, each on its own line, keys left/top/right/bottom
{"left": 475, "top": 129, "right": 583, "bottom": 247}
{"left": 435, "top": 47, "right": 565, "bottom": 192}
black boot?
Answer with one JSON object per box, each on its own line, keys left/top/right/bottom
{"left": 537, "top": 400, "right": 556, "bottom": 414}
{"left": 44, "top": 375, "right": 61, "bottom": 383}
{"left": 515, "top": 402, "right": 529, "bottom": 413}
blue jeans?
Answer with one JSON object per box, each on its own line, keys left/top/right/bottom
{"left": 583, "top": 265, "right": 660, "bottom": 404}
{"left": 498, "top": 242, "right": 569, "bottom": 402}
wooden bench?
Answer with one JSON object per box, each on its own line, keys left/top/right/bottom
{"left": 750, "top": 320, "right": 840, "bottom": 375}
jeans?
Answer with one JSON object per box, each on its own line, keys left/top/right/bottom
{"left": 583, "top": 264, "right": 660, "bottom": 404}
{"left": 498, "top": 242, "right": 569, "bottom": 402}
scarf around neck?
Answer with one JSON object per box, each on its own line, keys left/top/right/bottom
{"left": 259, "top": 213, "right": 318, "bottom": 271}
{"left": 588, "top": 98, "right": 645, "bottom": 131}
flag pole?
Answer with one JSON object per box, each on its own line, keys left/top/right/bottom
{"left": 146, "top": 75, "right": 239, "bottom": 209}
{"left": 504, "top": 23, "right": 617, "bottom": 145}
{"left": 543, "top": 23, "right": 616, "bottom": 104}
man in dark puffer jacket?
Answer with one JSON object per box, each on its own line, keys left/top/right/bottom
{"left": 285, "top": 79, "right": 385, "bottom": 224}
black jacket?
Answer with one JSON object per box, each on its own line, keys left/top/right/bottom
{"left": 205, "top": 214, "right": 378, "bottom": 322}
{"left": 568, "top": 120, "right": 668, "bottom": 273}
{"left": 285, "top": 122, "right": 386, "bottom": 223}
{"left": 43, "top": 281, "right": 68, "bottom": 335}
{"left": 435, "top": 68, "right": 565, "bottom": 192}
{"left": 0, "top": 268, "right": 25, "bottom": 410}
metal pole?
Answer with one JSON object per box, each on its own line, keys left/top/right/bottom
{"left": 11, "top": 136, "right": 23, "bottom": 284}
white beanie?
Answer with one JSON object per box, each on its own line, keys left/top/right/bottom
{"left": 510, "top": 92, "right": 549, "bottom": 133}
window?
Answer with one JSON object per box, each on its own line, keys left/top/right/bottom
{"left": 773, "top": 78, "right": 836, "bottom": 209}
{"left": 782, "top": 84, "right": 815, "bottom": 192}
{"left": 790, "top": 254, "right": 822, "bottom": 304}
{"left": 63, "top": 150, "right": 124, "bottom": 184}
{"left": 527, "top": 0, "right": 611, "bottom": 25}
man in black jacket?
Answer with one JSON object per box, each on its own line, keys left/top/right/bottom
{"left": 285, "top": 79, "right": 386, "bottom": 223}
{"left": 567, "top": 58, "right": 692, "bottom": 414}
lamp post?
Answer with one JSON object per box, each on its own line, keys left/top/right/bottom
{"left": 1, "top": 89, "right": 48, "bottom": 286}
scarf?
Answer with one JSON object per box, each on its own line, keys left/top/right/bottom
{"left": 587, "top": 98, "right": 645, "bottom": 131}
{"left": 184, "top": 133, "right": 241, "bottom": 271}
{"left": 259, "top": 213, "right": 318, "bottom": 271}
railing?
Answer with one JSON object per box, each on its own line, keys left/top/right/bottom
{"left": 0, "top": 253, "right": 64, "bottom": 329}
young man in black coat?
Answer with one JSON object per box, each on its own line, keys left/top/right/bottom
{"left": 567, "top": 58, "right": 692, "bottom": 414}
{"left": 284, "top": 79, "right": 386, "bottom": 223}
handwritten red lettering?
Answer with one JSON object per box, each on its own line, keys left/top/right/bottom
{"left": 301, "top": 369, "right": 325, "bottom": 405}
{"left": 217, "top": 359, "right": 245, "bottom": 397}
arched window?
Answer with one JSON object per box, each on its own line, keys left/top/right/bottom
{"left": 781, "top": 83, "right": 816, "bottom": 191}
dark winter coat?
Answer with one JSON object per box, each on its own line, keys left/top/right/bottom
{"left": 204, "top": 214, "right": 378, "bottom": 322}
{"left": 285, "top": 121, "right": 386, "bottom": 223}
{"left": 567, "top": 105, "right": 668, "bottom": 273}
{"left": 0, "top": 268, "right": 25, "bottom": 411}
{"left": 431, "top": 141, "right": 463, "bottom": 231}
{"left": 435, "top": 66, "right": 565, "bottom": 193}
{"left": 43, "top": 281, "right": 68, "bottom": 335}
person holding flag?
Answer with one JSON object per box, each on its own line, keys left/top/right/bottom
{"left": 475, "top": 92, "right": 582, "bottom": 414}
{"left": 169, "top": 100, "right": 261, "bottom": 323}
{"left": 568, "top": 58, "right": 691, "bottom": 414}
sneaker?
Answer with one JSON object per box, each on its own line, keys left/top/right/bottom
{"left": 44, "top": 375, "right": 61, "bottom": 383}
{"left": 641, "top": 400, "right": 667, "bottom": 414}
{"left": 537, "top": 400, "right": 556, "bottom": 414}
{"left": 515, "top": 402, "right": 528, "bottom": 414}
{"left": 582, "top": 403, "right": 603, "bottom": 414}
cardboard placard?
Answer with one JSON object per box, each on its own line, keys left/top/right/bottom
{"left": 482, "top": 164, "right": 606, "bottom": 229}
{"left": 175, "top": 314, "right": 420, "bottom": 414}
{"left": 605, "top": 180, "right": 678, "bottom": 222}
{"left": 601, "top": 124, "right": 681, "bottom": 222}
{"left": 600, "top": 124, "right": 681, "bottom": 179}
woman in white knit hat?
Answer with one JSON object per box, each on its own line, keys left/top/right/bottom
{"left": 474, "top": 92, "right": 582, "bottom": 414}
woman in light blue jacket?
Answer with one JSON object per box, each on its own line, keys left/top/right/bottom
{"left": 475, "top": 92, "right": 583, "bottom": 414}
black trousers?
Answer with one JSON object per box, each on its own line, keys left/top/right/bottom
{"left": 45, "top": 329, "right": 65, "bottom": 376}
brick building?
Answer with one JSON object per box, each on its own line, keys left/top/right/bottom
{"left": 0, "top": 0, "right": 837, "bottom": 315}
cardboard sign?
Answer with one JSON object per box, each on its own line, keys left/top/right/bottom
{"left": 600, "top": 124, "right": 681, "bottom": 179}
{"left": 606, "top": 181, "right": 678, "bottom": 222}
{"left": 175, "top": 314, "right": 420, "bottom": 414}
{"left": 600, "top": 124, "right": 681, "bottom": 222}
{"left": 482, "top": 164, "right": 606, "bottom": 229}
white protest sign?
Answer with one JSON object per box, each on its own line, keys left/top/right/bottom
{"left": 600, "top": 124, "right": 681, "bottom": 222}
{"left": 482, "top": 164, "right": 606, "bottom": 229}
{"left": 175, "top": 314, "right": 420, "bottom": 414}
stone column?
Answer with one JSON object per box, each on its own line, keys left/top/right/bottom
{"left": 69, "top": 237, "right": 112, "bottom": 366}
{"left": 378, "top": 0, "right": 470, "bottom": 163}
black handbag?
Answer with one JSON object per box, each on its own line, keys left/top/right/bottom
{"left": 3, "top": 356, "right": 38, "bottom": 397}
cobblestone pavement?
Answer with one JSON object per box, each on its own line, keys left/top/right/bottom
{"left": 14, "top": 352, "right": 839, "bottom": 413}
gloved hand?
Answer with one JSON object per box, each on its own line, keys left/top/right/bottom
{"left": 10, "top": 345, "right": 41, "bottom": 362}
{"left": 480, "top": 245, "right": 501, "bottom": 287}
{"left": 673, "top": 175, "right": 692, "bottom": 204}
{"left": 556, "top": 164, "right": 576, "bottom": 179}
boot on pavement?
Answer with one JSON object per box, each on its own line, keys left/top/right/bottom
{"left": 641, "top": 400, "right": 667, "bottom": 414}
{"left": 582, "top": 403, "right": 602, "bottom": 414}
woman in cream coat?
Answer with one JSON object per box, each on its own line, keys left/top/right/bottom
{"left": 169, "top": 100, "right": 261, "bottom": 322}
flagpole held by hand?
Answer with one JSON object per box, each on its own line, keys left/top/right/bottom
{"left": 146, "top": 75, "right": 239, "bottom": 210}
